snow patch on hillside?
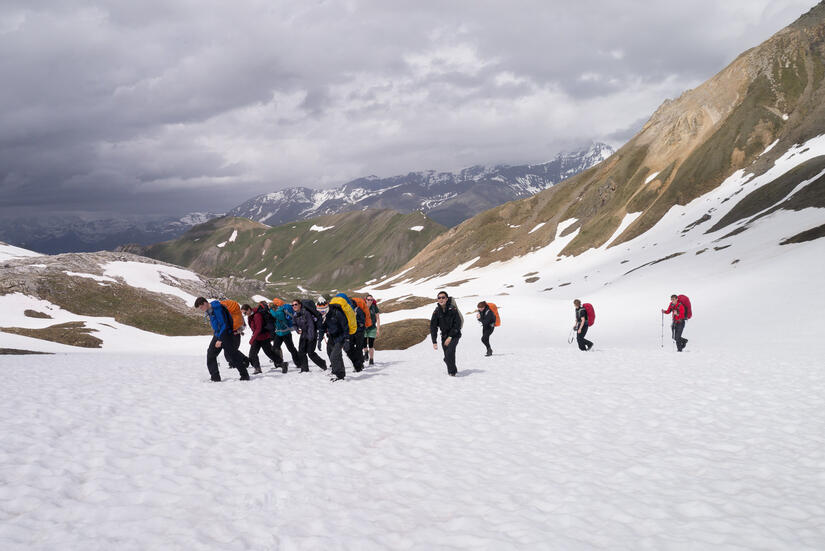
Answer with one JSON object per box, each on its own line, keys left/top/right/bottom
{"left": 0, "top": 242, "right": 41, "bottom": 261}
{"left": 310, "top": 225, "right": 334, "bottom": 232}
{"left": 101, "top": 261, "right": 201, "bottom": 305}
{"left": 409, "top": 225, "right": 424, "bottom": 232}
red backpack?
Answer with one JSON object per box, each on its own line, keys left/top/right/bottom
{"left": 486, "top": 302, "right": 501, "bottom": 327}
{"left": 583, "top": 303, "right": 595, "bottom": 326}
{"left": 677, "top": 295, "right": 692, "bottom": 320}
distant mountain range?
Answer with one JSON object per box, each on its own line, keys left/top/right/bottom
{"left": 228, "top": 143, "right": 614, "bottom": 228}
{"left": 0, "top": 213, "right": 220, "bottom": 255}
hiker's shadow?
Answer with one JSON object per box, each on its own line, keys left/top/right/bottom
{"left": 351, "top": 372, "right": 387, "bottom": 381}
{"left": 455, "top": 369, "right": 485, "bottom": 377}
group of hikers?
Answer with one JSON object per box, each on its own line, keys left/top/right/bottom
{"left": 194, "top": 290, "right": 691, "bottom": 381}
{"left": 194, "top": 293, "right": 381, "bottom": 382}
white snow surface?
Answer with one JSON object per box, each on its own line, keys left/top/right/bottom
{"left": 0, "top": 345, "right": 823, "bottom": 549}
{"left": 101, "top": 261, "right": 201, "bottom": 305}
{"left": 310, "top": 224, "right": 334, "bottom": 232}
{"left": 409, "top": 225, "right": 424, "bottom": 232}
{"left": 228, "top": 229, "right": 238, "bottom": 243}
{"left": 644, "top": 171, "right": 660, "bottom": 184}
{"left": 0, "top": 242, "right": 41, "bottom": 261}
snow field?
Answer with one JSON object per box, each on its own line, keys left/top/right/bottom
{"left": 1, "top": 343, "right": 824, "bottom": 550}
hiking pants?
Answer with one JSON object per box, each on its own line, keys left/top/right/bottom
{"left": 346, "top": 330, "right": 365, "bottom": 371}
{"left": 298, "top": 337, "right": 326, "bottom": 370}
{"left": 223, "top": 332, "right": 249, "bottom": 367}
{"left": 576, "top": 325, "right": 593, "bottom": 351}
{"left": 249, "top": 339, "right": 279, "bottom": 369}
{"left": 672, "top": 321, "right": 687, "bottom": 351}
{"left": 207, "top": 332, "right": 249, "bottom": 381}
{"left": 481, "top": 326, "right": 494, "bottom": 353}
{"left": 273, "top": 333, "right": 301, "bottom": 368}
{"left": 327, "top": 339, "right": 345, "bottom": 380}
{"left": 441, "top": 335, "right": 460, "bottom": 376}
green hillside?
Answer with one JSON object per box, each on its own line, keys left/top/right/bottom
{"left": 140, "top": 210, "right": 446, "bottom": 290}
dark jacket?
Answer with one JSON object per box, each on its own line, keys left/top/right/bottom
{"left": 293, "top": 308, "right": 316, "bottom": 342}
{"left": 431, "top": 300, "right": 462, "bottom": 342}
{"left": 478, "top": 307, "right": 496, "bottom": 331}
{"left": 323, "top": 304, "right": 349, "bottom": 344}
{"left": 206, "top": 300, "right": 233, "bottom": 338}
{"left": 575, "top": 306, "right": 588, "bottom": 328}
{"left": 247, "top": 305, "right": 272, "bottom": 344}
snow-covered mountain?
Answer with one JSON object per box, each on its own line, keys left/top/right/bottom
{"left": 228, "top": 143, "right": 614, "bottom": 227}
{"left": 0, "top": 212, "right": 221, "bottom": 255}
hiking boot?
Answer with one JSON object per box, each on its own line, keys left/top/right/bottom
{"left": 485, "top": 349, "right": 493, "bottom": 357}
{"left": 320, "top": 362, "right": 328, "bottom": 371}
{"left": 369, "top": 358, "right": 374, "bottom": 366}
{"left": 281, "top": 365, "right": 288, "bottom": 374}
{"left": 253, "top": 367, "right": 262, "bottom": 374}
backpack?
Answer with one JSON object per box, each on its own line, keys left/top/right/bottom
{"left": 282, "top": 304, "right": 295, "bottom": 328}
{"left": 330, "top": 296, "right": 357, "bottom": 334}
{"left": 351, "top": 297, "right": 373, "bottom": 328}
{"left": 583, "top": 303, "right": 595, "bottom": 327}
{"left": 219, "top": 299, "right": 244, "bottom": 331}
{"left": 260, "top": 307, "right": 277, "bottom": 334}
{"left": 449, "top": 296, "right": 464, "bottom": 331}
{"left": 677, "top": 295, "right": 692, "bottom": 320}
{"left": 271, "top": 306, "right": 291, "bottom": 333}
{"left": 270, "top": 297, "right": 285, "bottom": 308}
{"left": 301, "top": 299, "right": 324, "bottom": 331}
{"left": 486, "top": 302, "right": 501, "bottom": 327}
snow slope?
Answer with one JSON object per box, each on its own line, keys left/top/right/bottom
{"left": 0, "top": 242, "right": 41, "bottom": 262}
{"left": 0, "top": 344, "right": 823, "bottom": 549}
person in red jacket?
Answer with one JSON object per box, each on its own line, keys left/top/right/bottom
{"left": 662, "top": 294, "right": 688, "bottom": 351}
{"left": 241, "top": 303, "right": 281, "bottom": 374}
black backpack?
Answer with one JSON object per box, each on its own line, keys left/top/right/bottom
{"left": 302, "top": 299, "right": 324, "bottom": 332}
{"left": 260, "top": 307, "right": 277, "bottom": 334}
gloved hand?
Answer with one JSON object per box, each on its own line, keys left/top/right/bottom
{"left": 343, "top": 339, "right": 351, "bottom": 352}
{"left": 317, "top": 338, "right": 324, "bottom": 351}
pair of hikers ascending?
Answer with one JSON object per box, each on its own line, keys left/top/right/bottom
{"left": 194, "top": 292, "right": 381, "bottom": 382}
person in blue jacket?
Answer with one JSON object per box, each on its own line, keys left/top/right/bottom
{"left": 195, "top": 296, "right": 250, "bottom": 382}
{"left": 270, "top": 303, "right": 301, "bottom": 371}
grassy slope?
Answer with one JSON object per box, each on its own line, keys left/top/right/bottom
{"left": 142, "top": 211, "right": 446, "bottom": 291}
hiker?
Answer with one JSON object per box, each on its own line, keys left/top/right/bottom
{"left": 292, "top": 299, "right": 327, "bottom": 372}
{"left": 219, "top": 298, "right": 250, "bottom": 370}
{"left": 363, "top": 294, "right": 381, "bottom": 365}
{"left": 476, "top": 301, "right": 496, "bottom": 356}
{"left": 194, "top": 296, "right": 250, "bottom": 382}
{"left": 573, "top": 299, "right": 594, "bottom": 351}
{"left": 241, "top": 303, "right": 282, "bottom": 374}
{"left": 430, "top": 291, "right": 462, "bottom": 376}
{"left": 345, "top": 294, "right": 368, "bottom": 372}
{"left": 663, "top": 294, "right": 689, "bottom": 351}
{"left": 322, "top": 298, "right": 350, "bottom": 381}
{"left": 270, "top": 302, "right": 302, "bottom": 370}
{"left": 330, "top": 294, "right": 362, "bottom": 372}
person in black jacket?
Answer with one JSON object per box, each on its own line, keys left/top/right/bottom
{"left": 322, "top": 302, "right": 349, "bottom": 381}
{"left": 476, "top": 301, "right": 496, "bottom": 356}
{"left": 292, "top": 299, "right": 327, "bottom": 372}
{"left": 430, "top": 291, "right": 462, "bottom": 376}
{"left": 573, "top": 299, "right": 593, "bottom": 351}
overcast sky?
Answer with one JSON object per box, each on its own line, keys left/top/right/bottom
{"left": 0, "top": 0, "right": 817, "bottom": 217}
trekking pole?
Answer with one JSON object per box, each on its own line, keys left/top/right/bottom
{"left": 660, "top": 312, "right": 664, "bottom": 348}
{"left": 568, "top": 327, "right": 575, "bottom": 344}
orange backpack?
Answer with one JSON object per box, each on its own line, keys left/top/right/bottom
{"left": 351, "top": 297, "right": 373, "bottom": 327}
{"left": 487, "top": 302, "right": 501, "bottom": 327}
{"left": 220, "top": 299, "right": 244, "bottom": 331}
{"left": 270, "top": 297, "right": 285, "bottom": 308}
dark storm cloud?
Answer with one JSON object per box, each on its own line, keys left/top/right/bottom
{"left": 0, "top": 0, "right": 817, "bottom": 216}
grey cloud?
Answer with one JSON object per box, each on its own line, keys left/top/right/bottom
{"left": 0, "top": 0, "right": 817, "bottom": 217}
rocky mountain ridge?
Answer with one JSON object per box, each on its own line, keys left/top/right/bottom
{"left": 228, "top": 143, "right": 614, "bottom": 228}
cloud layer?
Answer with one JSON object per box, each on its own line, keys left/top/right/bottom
{"left": 0, "top": 0, "right": 816, "bottom": 215}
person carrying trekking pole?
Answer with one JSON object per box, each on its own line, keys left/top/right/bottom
{"left": 194, "top": 296, "right": 250, "bottom": 382}
{"left": 573, "top": 299, "right": 594, "bottom": 351}
{"left": 431, "top": 291, "right": 462, "bottom": 376}
{"left": 663, "top": 294, "right": 689, "bottom": 351}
